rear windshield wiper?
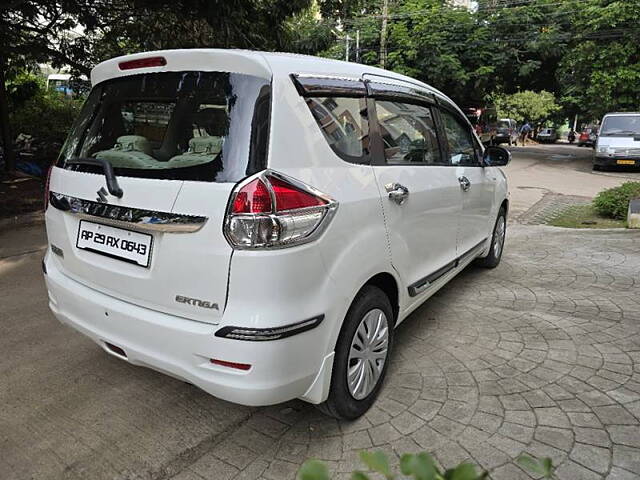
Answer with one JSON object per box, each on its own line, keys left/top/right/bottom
{"left": 66, "top": 157, "right": 124, "bottom": 198}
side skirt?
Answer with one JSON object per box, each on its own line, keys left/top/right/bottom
{"left": 407, "top": 238, "right": 487, "bottom": 298}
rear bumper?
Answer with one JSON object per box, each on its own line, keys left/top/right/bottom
{"left": 594, "top": 155, "right": 640, "bottom": 168}
{"left": 44, "top": 252, "right": 333, "bottom": 406}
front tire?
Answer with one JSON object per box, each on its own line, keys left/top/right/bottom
{"left": 476, "top": 207, "right": 506, "bottom": 269}
{"left": 318, "top": 286, "right": 393, "bottom": 420}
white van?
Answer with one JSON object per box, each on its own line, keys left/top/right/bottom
{"left": 594, "top": 112, "right": 640, "bottom": 170}
{"left": 43, "top": 50, "right": 510, "bottom": 419}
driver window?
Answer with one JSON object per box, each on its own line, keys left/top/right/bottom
{"left": 375, "top": 101, "right": 444, "bottom": 165}
{"left": 440, "top": 109, "right": 479, "bottom": 166}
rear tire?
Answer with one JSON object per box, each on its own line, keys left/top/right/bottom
{"left": 318, "top": 286, "right": 394, "bottom": 420}
{"left": 476, "top": 207, "right": 506, "bottom": 269}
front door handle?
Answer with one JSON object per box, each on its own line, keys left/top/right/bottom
{"left": 458, "top": 176, "right": 471, "bottom": 192}
{"left": 385, "top": 183, "right": 409, "bottom": 205}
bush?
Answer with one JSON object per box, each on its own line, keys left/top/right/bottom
{"left": 298, "top": 451, "right": 554, "bottom": 480}
{"left": 593, "top": 182, "right": 640, "bottom": 220}
{"left": 10, "top": 84, "right": 84, "bottom": 147}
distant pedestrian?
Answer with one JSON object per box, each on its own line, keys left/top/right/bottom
{"left": 519, "top": 122, "right": 532, "bottom": 146}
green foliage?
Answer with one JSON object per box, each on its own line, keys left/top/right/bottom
{"left": 290, "top": 0, "right": 639, "bottom": 122}
{"left": 299, "top": 459, "right": 330, "bottom": 480}
{"left": 359, "top": 451, "right": 393, "bottom": 479}
{"left": 8, "top": 72, "right": 83, "bottom": 147}
{"left": 557, "top": 0, "right": 640, "bottom": 120}
{"left": 516, "top": 454, "right": 554, "bottom": 478}
{"left": 593, "top": 182, "right": 640, "bottom": 220}
{"left": 494, "top": 90, "right": 561, "bottom": 125}
{"left": 298, "top": 450, "right": 553, "bottom": 480}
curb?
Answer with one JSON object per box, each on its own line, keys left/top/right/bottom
{"left": 0, "top": 211, "right": 45, "bottom": 232}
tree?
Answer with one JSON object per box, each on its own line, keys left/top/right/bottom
{"left": 1, "top": 0, "right": 311, "bottom": 175}
{"left": 292, "top": 0, "right": 639, "bottom": 123}
{"left": 494, "top": 90, "right": 561, "bottom": 125}
{"left": 557, "top": 0, "right": 640, "bottom": 121}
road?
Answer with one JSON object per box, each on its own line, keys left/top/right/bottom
{"left": 1, "top": 144, "right": 639, "bottom": 479}
{"left": 503, "top": 143, "right": 639, "bottom": 219}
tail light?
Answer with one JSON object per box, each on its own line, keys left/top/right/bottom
{"left": 224, "top": 171, "right": 338, "bottom": 249}
{"left": 44, "top": 165, "right": 53, "bottom": 210}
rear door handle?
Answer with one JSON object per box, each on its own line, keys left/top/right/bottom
{"left": 458, "top": 176, "right": 471, "bottom": 192}
{"left": 385, "top": 183, "right": 409, "bottom": 205}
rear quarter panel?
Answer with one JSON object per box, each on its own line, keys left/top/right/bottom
{"left": 241, "top": 72, "right": 396, "bottom": 356}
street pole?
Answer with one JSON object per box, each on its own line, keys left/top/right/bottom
{"left": 379, "top": 0, "right": 388, "bottom": 69}
{"left": 356, "top": 30, "right": 360, "bottom": 63}
{"left": 345, "top": 35, "right": 350, "bottom": 62}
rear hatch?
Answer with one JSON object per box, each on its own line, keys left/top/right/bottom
{"left": 46, "top": 55, "right": 271, "bottom": 323}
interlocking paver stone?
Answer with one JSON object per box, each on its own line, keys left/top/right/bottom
{"left": 6, "top": 221, "right": 640, "bottom": 480}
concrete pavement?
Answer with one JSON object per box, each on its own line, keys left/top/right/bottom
{"left": 1, "top": 145, "right": 639, "bottom": 479}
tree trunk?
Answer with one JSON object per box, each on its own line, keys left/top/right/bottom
{"left": 0, "top": 55, "right": 15, "bottom": 175}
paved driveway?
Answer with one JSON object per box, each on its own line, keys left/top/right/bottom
{"left": 2, "top": 224, "right": 639, "bottom": 479}
{"left": 2, "top": 145, "right": 640, "bottom": 479}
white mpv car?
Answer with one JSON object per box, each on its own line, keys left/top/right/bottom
{"left": 44, "top": 50, "right": 510, "bottom": 419}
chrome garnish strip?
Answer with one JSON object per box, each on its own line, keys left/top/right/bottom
{"left": 49, "top": 192, "right": 208, "bottom": 233}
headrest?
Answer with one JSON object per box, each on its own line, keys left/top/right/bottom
{"left": 113, "top": 135, "right": 153, "bottom": 155}
{"left": 187, "top": 136, "right": 223, "bottom": 155}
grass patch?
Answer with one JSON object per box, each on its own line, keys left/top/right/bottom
{"left": 549, "top": 204, "right": 626, "bottom": 228}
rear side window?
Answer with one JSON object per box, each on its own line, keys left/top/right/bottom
{"left": 440, "top": 109, "right": 479, "bottom": 166}
{"left": 375, "top": 101, "right": 444, "bottom": 165}
{"left": 305, "top": 97, "right": 369, "bottom": 162}
{"left": 58, "top": 71, "right": 271, "bottom": 182}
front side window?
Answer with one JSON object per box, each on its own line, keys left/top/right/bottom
{"left": 58, "top": 71, "right": 271, "bottom": 182}
{"left": 375, "top": 101, "right": 443, "bottom": 165}
{"left": 306, "top": 97, "right": 369, "bottom": 162}
{"left": 440, "top": 109, "right": 479, "bottom": 166}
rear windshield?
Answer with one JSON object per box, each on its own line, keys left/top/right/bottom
{"left": 497, "top": 120, "right": 511, "bottom": 128}
{"left": 600, "top": 116, "right": 640, "bottom": 136}
{"left": 57, "top": 71, "right": 271, "bottom": 182}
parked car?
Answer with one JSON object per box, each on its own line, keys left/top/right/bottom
{"left": 464, "top": 106, "right": 498, "bottom": 145}
{"left": 537, "top": 128, "right": 558, "bottom": 143}
{"left": 43, "top": 50, "right": 510, "bottom": 419}
{"left": 594, "top": 112, "right": 640, "bottom": 170}
{"left": 494, "top": 118, "right": 518, "bottom": 146}
{"left": 578, "top": 126, "right": 598, "bottom": 147}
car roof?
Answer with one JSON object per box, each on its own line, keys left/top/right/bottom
{"left": 602, "top": 112, "right": 640, "bottom": 117}
{"left": 91, "top": 49, "right": 457, "bottom": 109}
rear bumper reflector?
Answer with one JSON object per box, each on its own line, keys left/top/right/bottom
{"left": 215, "top": 315, "right": 324, "bottom": 341}
{"left": 210, "top": 359, "right": 251, "bottom": 371}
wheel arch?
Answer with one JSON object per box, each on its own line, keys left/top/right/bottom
{"left": 500, "top": 198, "right": 509, "bottom": 217}
{"left": 362, "top": 272, "right": 399, "bottom": 325}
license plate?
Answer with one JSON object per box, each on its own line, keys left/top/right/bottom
{"left": 617, "top": 159, "right": 636, "bottom": 165}
{"left": 76, "top": 220, "right": 153, "bottom": 267}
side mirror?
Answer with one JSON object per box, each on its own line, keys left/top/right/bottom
{"left": 483, "top": 145, "right": 511, "bottom": 167}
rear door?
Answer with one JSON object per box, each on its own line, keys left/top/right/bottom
{"left": 366, "top": 80, "right": 460, "bottom": 299}
{"left": 46, "top": 67, "right": 271, "bottom": 324}
{"left": 437, "top": 106, "right": 495, "bottom": 257}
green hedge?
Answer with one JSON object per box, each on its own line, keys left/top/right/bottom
{"left": 593, "top": 182, "right": 640, "bottom": 220}
{"left": 8, "top": 72, "right": 84, "bottom": 148}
